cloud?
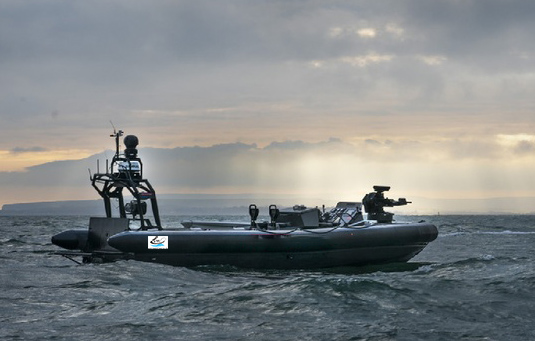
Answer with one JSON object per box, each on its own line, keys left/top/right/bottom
{"left": 2, "top": 2, "right": 534, "bottom": 108}
{"left": 264, "top": 138, "right": 344, "bottom": 151}
{"left": 10, "top": 147, "right": 49, "bottom": 154}
{"left": 2, "top": 135, "right": 534, "bottom": 202}
{"left": 402, "top": 0, "right": 535, "bottom": 69}
{"left": 416, "top": 55, "right": 447, "bottom": 66}
{"left": 1, "top": 0, "right": 535, "bottom": 203}
{"left": 514, "top": 140, "right": 535, "bottom": 154}
{"left": 364, "top": 139, "right": 381, "bottom": 146}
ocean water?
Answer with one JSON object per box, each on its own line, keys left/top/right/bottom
{"left": 1, "top": 214, "right": 534, "bottom": 340}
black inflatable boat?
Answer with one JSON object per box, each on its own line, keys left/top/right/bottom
{"left": 51, "top": 130, "right": 438, "bottom": 269}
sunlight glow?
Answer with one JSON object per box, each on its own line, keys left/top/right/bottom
{"left": 357, "top": 28, "right": 377, "bottom": 38}
{"left": 339, "top": 53, "right": 394, "bottom": 67}
{"left": 385, "top": 23, "right": 405, "bottom": 38}
{"left": 0, "top": 149, "right": 94, "bottom": 172}
{"left": 496, "top": 134, "right": 535, "bottom": 146}
{"left": 417, "top": 55, "right": 447, "bottom": 65}
{"left": 328, "top": 26, "right": 344, "bottom": 38}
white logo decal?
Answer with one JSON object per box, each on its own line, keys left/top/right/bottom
{"left": 148, "top": 236, "right": 168, "bottom": 249}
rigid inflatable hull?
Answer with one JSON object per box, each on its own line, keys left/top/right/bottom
{"left": 108, "top": 223, "right": 438, "bottom": 269}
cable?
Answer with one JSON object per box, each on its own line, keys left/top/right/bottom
{"left": 254, "top": 220, "right": 373, "bottom": 236}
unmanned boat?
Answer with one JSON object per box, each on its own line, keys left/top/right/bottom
{"left": 51, "top": 130, "right": 438, "bottom": 269}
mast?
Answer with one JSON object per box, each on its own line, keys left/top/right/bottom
{"left": 90, "top": 129, "right": 162, "bottom": 230}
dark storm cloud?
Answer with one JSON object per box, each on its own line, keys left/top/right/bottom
{"left": 1, "top": 136, "right": 535, "bottom": 210}
{"left": 0, "top": 155, "right": 95, "bottom": 188}
{"left": 1, "top": 0, "right": 535, "bottom": 152}
{"left": 4, "top": 1, "right": 535, "bottom": 74}
{"left": 0, "top": 139, "right": 345, "bottom": 189}
{"left": 4, "top": 0, "right": 531, "bottom": 74}
{"left": 399, "top": 1, "right": 535, "bottom": 70}
{"left": 1, "top": 1, "right": 329, "bottom": 68}
{"left": 0, "top": 136, "right": 511, "bottom": 190}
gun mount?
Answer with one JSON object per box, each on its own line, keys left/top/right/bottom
{"left": 362, "top": 186, "right": 411, "bottom": 223}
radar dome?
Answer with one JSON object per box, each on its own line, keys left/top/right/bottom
{"left": 124, "top": 135, "right": 139, "bottom": 159}
{"left": 124, "top": 135, "right": 139, "bottom": 149}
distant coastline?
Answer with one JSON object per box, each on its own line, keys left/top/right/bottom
{"left": 2, "top": 195, "right": 535, "bottom": 216}
{"left": 0, "top": 196, "right": 322, "bottom": 216}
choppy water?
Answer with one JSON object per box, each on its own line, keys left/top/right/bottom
{"left": 1, "top": 215, "right": 535, "bottom": 340}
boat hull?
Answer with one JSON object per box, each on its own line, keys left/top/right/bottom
{"left": 108, "top": 222, "right": 438, "bottom": 269}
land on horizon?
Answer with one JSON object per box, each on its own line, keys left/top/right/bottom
{"left": 2, "top": 194, "right": 534, "bottom": 216}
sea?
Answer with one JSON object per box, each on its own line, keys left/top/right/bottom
{"left": 1, "top": 214, "right": 534, "bottom": 341}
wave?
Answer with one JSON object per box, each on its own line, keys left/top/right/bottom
{"left": 440, "top": 230, "right": 535, "bottom": 237}
{"left": 476, "top": 230, "right": 535, "bottom": 235}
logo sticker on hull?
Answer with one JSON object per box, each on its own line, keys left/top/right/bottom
{"left": 148, "top": 236, "right": 168, "bottom": 249}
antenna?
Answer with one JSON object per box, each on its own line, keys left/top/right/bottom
{"left": 110, "top": 120, "right": 116, "bottom": 136}
{"left": 108, "top": 121, "right": 123, "bottom": 160}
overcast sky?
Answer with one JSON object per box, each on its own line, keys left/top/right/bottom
{"left": 1, "top": 1, "right": 535, "bottom": 211}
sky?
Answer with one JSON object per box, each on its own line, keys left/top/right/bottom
{"left": 1, "top": 0, "right": 535, "bottom": 213}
